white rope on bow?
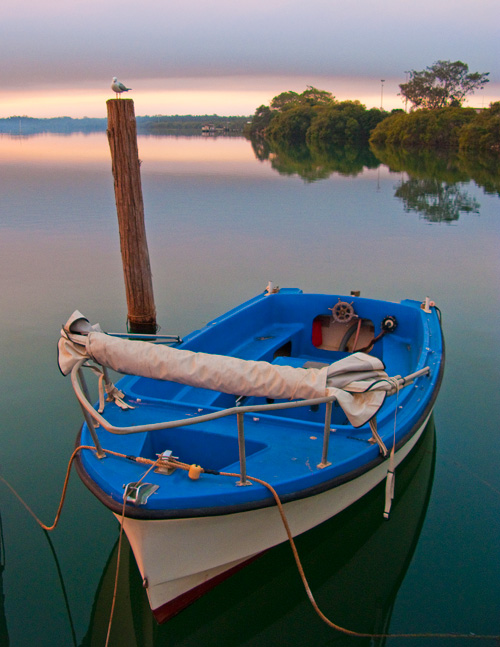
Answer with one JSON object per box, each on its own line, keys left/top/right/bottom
{"left": 384, "top": 376, "right": 401, "bottom": 519}
{"left": 95, "top": 368, "right": 135, "bottom": 413}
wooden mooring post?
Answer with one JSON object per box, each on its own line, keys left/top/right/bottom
{"left": 106, "top": 98, "right": 157, "bottom": 333}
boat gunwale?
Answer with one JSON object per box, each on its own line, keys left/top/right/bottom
{"left": 73, "top": 294, "right": 445, "bottom": 521}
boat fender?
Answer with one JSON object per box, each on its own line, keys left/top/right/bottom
{"left": 188, "top": 464, "right": 203, "bottom": 480}
{"left": 384, "top": 468, "right": 395, "bottom": 519}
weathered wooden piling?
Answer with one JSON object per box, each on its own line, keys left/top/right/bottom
{"left": 106, "top": 98, "right": 157, "bottom": 333}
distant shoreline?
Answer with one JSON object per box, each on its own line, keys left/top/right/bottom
{"left": 0, "top": 115, "right": 250, "bottom": 136}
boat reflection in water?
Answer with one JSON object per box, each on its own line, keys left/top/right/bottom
{"left": 81, "top": 418, "right": 436, "bottom": 647}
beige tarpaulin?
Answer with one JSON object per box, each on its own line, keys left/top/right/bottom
{"left": 58, "top": 311, "right": 392, "bottom": 427}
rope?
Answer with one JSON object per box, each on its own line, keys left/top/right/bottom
{"left": 105, "top": 495, "right": 127, "bottom": 647}
{"left": 216, "top": 469, "right": 500, "bottom": 641}
{"left": 2, "top": 446, "right": 499, "bottom": 641}
{"left": 0, "top": 445, "right": 92, "bottom": 531}
{"left": 105, "top": 453, "right": 165, "bottom": 647}
{"left": 0, "top": 444, "right": 163, "bottom": 646}
{"left": 384, "top": 376, "right": 400, "bottom": 519}
{"left": 352, "top": 317, "right": 362, "bottom": 351}
{"left": 0, "top": 444, "right": 160, "bottom": 533}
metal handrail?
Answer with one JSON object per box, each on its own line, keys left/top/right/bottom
{"left": 71, "top": 358, "right": 340, "bottom": 434}
{"left": 70, "top": 358, "right": 430, "bottom": 481}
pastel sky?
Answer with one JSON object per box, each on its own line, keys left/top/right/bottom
{"left": 2, "top": 0, "right": 499, "bottom": 118}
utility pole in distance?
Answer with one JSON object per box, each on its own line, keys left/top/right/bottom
{"left": 106, "top": 98, "right": 157, "bottom": 333}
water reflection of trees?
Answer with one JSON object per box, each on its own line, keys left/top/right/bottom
{"left": 249, "top": 137, "right": 499, "bottom": 220}
{"left": 249, "top": 139, "right": 380, "bottom": 183}
{"left": 370, "top": 145, "right": 492, "bottom": 222}
{"left": 456, "top": 153, "right": 500, "bottom": 197}
{"left": 373, "top": 145, "right": 500, "bottom": 196}
{"left": 395, "top": 179, "right": 479, "bottom": 223}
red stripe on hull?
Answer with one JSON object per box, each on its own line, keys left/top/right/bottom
{"left": 152, "top": 553, "right": 263, "bottom": 624}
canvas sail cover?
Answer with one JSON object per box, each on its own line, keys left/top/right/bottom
{"left": 58, "top": 311, "right": 392, "bottom": 427}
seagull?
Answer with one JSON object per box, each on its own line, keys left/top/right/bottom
{"left": 111, "top": 77, "right": 132, "bottom": 98}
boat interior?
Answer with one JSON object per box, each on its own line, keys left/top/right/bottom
{"left": 93, "top": 291, "right": 430, "bottom": 476}
{"left": 126, "top": 291, "right": 421, "bottom": 410}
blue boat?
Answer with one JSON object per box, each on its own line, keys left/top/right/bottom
{"left": 58, "top": 286, "right": 444, "bottom": 622}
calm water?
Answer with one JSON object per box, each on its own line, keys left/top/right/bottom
{"left": 0, "top": 133, "right": 499, "bottom": 646}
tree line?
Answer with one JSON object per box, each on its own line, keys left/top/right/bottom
{"left": 370, "top": 103, "right": 500, "bottom": 155}
{"left": 0, "top": 115, "right": 249, "bottom": 136}
{"left": 246, "top": 61, "right": 498, "bottom": 156}
{"left": 244, "top": 87, "right": 388, "bottom": 148}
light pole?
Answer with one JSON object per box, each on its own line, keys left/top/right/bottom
{"left": 404, "top": 71, "right": 410, "bottom": 112}
{"left": 380, "top": 79, "right": 385, "bottom": 110}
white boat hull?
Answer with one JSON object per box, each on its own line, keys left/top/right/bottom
{"left": 115, "top": 411, "right": 431, "bottom": 621}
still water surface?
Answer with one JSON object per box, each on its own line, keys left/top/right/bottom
{"left": 0, "top": 133, "right": 499, "bottom": 646}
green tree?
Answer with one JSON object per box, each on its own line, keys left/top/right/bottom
{"left": 369, "top": 107, "right": 477, "bottom": 149}
{"left": 247, "top": 87, "right": 385, "bottom": 146}
{"left": 459, "top": 102, "right": 500, "bottom": 155}
{"left": 244, "top": 105, "right": 273, "bottom": 138}
{"left": 270, "top": 91, "right": 301, "bottom": 111}
{"left": 300, "top": 86, "right": 334, "bottom": 106}
{"left": 266, "top": 104, "right": 315, "bottom": 145}
{"left": 307, "top": 101, "right": 387, "bottom": 148}
{"left": 399, "top": 60, "right": 489, "bottom": 110}
{"left": 269, "top": 86, "right": 334, "bottom": 111}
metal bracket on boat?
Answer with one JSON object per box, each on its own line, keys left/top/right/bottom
{"left": 123, "top": 482, "right": 159, "bottom": 506}
{"left": 235, "top": 395, "right": 248, "bottom": 407}
{"left": 236, "top": 412, "right": 252, "bottom": 486}
{"left": 265, "top": 281, "right": 280, "bottom": 295}
{"left": 155, "top": 450, "right": 179, "bottom": 475}
{"left": 421, "top": 297, "right": 435, "bottom": 313}
{"left": 317, "top": 401, "right": 333, "bottom": 469}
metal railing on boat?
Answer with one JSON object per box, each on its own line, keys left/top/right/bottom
{"left": 70, "top": 358, "right": 430, "bottom": 484}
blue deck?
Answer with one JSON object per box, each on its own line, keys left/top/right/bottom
{"left": 77, "top": 289, "right": 444, "bottom": 515}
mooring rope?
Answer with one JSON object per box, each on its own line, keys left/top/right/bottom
{"left": 217, "top": 469, "right": 500, "bottom": 641}
{"left": 0, "top": 445, "right": 88, "bottom": 531}
{"left": 105, "top": 453, "right": 165, "bottom": 647}
{"left": 1, "top": 446, "right": 499, "bottom": 641}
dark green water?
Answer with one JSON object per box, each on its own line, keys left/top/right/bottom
{"left": 0, "top": 134, "right": 499, "bottom": 646}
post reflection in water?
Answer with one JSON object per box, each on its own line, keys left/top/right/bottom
{"left": 81, "top": 420, "right": 436, "bottom": 647}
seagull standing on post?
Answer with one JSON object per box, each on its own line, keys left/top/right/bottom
{"left": 111, "top": 77, "right": 132, "bottom": 98}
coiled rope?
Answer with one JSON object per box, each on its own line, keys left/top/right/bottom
{"left": 1, "top": 446, "right": 499, "bottom": 642}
